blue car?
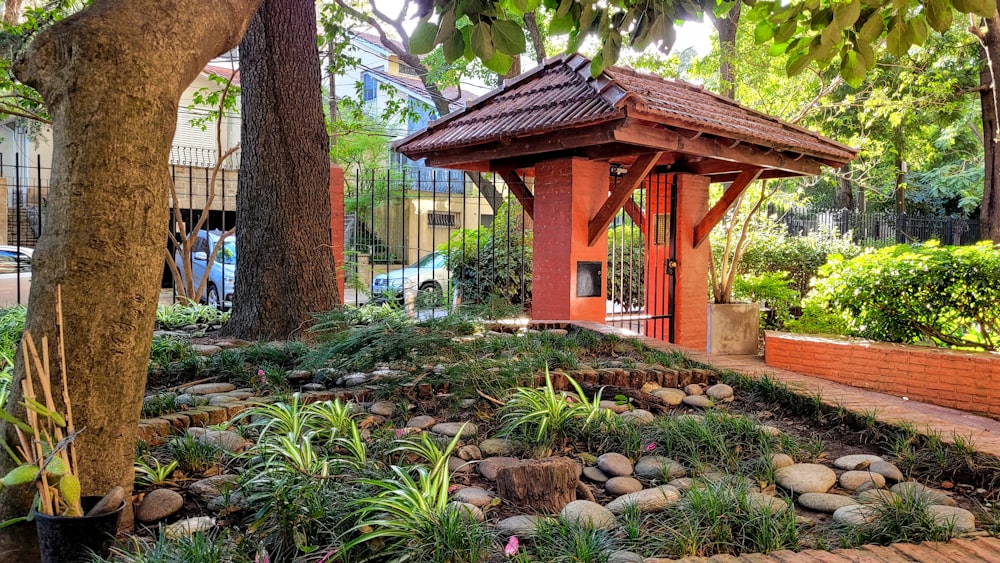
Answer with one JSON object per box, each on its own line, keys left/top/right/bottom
{"left": 175, "top": 230, "right": 236, "bottom": 309}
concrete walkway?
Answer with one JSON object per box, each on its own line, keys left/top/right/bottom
{"left": 656, "top": 536, "right": 1000, "bottom": 562}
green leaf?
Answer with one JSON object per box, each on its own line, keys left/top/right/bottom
{"left": 443, "top": 30, "right": 466, "bottom": 63}
{"left": 856, "top": 39, "right": 875, "bottom": 69}
{"left": 924, "top": 0, "right": 952, "bottom": 31}
{"left": 0, "top": 409, "right": 32, "bottom": 435}
{"left": 434, "top": 10, "right": 457, "bottom": 44}
{"left": 787, "top": 52, "right": 814, "bottom": 76}
{"left": 833, "top": 0, "right": 862, "bottom": 28}
{"left": 858, "top": 12, "right": 885, "bottom": 43}
{"left": 549, "top": 13, "right": 575, "bottom": 35}
{"left": 491, "top": 19, "right": 526, "bottom": 55}
{"left": 775, "top": 19, "right": 797, "bottom": 43}
{"left": 911, "top": 15, "right": 929, "bottom": 44}
{"left": 580, "top": 1, "right": 597, "bottom": 31}
{"left": 769, "top": 41, "right": 791, "bottom": 56}
{"left": 886, "top": 21, "right": 906, "bottom": 56}
{"left": 471, "top": 21, "right": 495, "bottom": 61}
{"left": 602, "top": 30, "right": 622, "bottom": 68}
{"left": 44, "top": 455, "right": 67, "bottom": 477}
{"left": 590, "top": 51, "right": 606, "bottom": 77}
{"left": 3, "top": 464, "right": 38, "bottom": 487}
{"left": 755, "top": 20, "right": 776, "bottom": 43}
{"left": 954, "top": 0, "right": 997, "bottom": 17}
{"left": 840, "top": 49, "right": 866, "bottom": 87}
{"left": 482, "top": 50, "right": 513, "bottom": 74}
{"left": 409, "top": 21, "right": 438, "bottom": 55}
{"left": 556, "top": 0, "right": 574, "bottom": 18}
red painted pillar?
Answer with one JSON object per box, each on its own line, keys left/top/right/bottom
{"left": 674, "top": 173, "right": 709, "bottom": 350}
{"left": 329, "top": 164, "right": 345, "bottom": 303}
{"left": 532, "top": 157, "right": 609, "bottom": 322}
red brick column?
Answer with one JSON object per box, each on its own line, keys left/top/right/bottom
{"left": 330, "top": 164, "right": 345, "bottom": 303}
{"left": 673, "top": 174, "right": 709, "bottom": 350}
{"left": 532, "top": 157, "right": 609, "bottom": 322}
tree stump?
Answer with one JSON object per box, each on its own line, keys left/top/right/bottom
{"left": 496, "top": 456, "right": 579, "bottom": 513}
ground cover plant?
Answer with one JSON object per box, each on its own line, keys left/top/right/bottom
{"left": 111, "top": 304, "right": 1000, "bottom": 562}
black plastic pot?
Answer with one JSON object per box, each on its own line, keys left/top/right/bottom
{"left": 34, "top": 496, "right": 125, "bottom": 563}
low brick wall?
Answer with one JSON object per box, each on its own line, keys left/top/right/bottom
{"left": 764, "top": 331, "right": 1000, "bottom": 417}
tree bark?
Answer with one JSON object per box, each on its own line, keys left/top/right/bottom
{"left": 979, "top": 8, "right": 1000, "bottom": 242}
{"left": 221, "top": 0, "right": 339, "bottom": 340}
{"left": 0, "top": 1, "right": 259, "bottom": 559}
{"left": 496, "top": 457, "right": 579, "bottom": 513}
{"left": 834, "top": 163, "right": 855, "bottom": 210}
{"left": 2, "top": 0, "right": 21, "bottom": 24}
{"left": 709, "top": 3, "right": 742, "bottom": 100}
{"left": 525, "top": 12, "right": 547, "bottom": 64}
{"left": 893, "top": 121, "right": 906, "bottom": 215}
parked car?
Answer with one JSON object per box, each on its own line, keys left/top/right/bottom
{"left": 0, "top": 245, "right": 32, "bottom": 307}
{"left": 370, "top": 252, "right": 449, "bottom": 304}
{"left": 174, "top": 230, "right": 235, "bottom": 309}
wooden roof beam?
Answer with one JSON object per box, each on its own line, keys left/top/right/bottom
{"left": 693, "top": 167, "right": 763, "bottom": 249}
{"left": 613, "top": 124, "right": 824, "bottom": 177}
{"left": 497, "top": 169, "right": 534, "bottom": 219}
{"left": 588, "top": 152, "right": 662, "bottom": 246}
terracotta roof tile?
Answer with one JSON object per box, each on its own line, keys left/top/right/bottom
{"left": 395, "top": 54, "right": 856, "bottom": 168}
{"left": 203, "top": 65, "right": 240, "bottom": 86}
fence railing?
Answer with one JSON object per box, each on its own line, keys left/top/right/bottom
{"left": 778, "top": 207, "right": 981, "bottom": 246}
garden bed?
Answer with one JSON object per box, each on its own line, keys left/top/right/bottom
{"left": 111, "top": 308, "right": 1000, "bottom": 562}
{"left": 764, "top": 331, "right": 1000, "bottom": 419}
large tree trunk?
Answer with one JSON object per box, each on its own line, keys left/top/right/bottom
{"left": 893, "top": 122, "right": 906, "bottom": 215}
{"left": 980, "top": 9, "right": 1000, "bottom": 242}
{"left": 834, "top": 164, "right": 855, "bottom": 210}
{"left": 222, "top": 0, "right": 339, "bottom": 340}
{"left": 0, "top": 1, "right": 259, "bottom": 559}
{"left": 710, "top": 3, "right": 742, "bottom": 100}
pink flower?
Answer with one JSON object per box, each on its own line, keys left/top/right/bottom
{"left": 395, "top": 428, "right": 405, "bottom": 438}
{"left": 254, "top": 550, "right": 270, "bottom": 563}
{"left": 504, "top": 535, "right": 519, "bottom": 556}
{"left": 257, "top": 368, "right": 265, "bottom": 376}
{"left": 645, "top": 442, "right": 657, "bottom": 452}
{"left": 448, "top": 484, "right": 460, "bottom": 494}
{"left": 565, "top": 395, "right": 577, "bottom": 403}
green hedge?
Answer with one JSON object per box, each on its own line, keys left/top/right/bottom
{"left": 804, "top": 241, "right": 1000, "bottom": 350}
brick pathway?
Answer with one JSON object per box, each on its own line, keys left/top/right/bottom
{"left": 560, "top": 321, "right": 1000, "bottom": 562}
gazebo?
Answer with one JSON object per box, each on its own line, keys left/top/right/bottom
{"left": 394, "top": 54, "right": 856, "bottom": 351}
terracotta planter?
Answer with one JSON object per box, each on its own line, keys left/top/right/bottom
{"left": 707, "top": 302, "right": 760, "bottom": 355}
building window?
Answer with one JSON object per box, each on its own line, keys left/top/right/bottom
{"left": 362, "top": 73, "right": 377, "bottom": 102}
{"left": 428, "top": 212, "right": 458, "bottom": 227}
{"left": 479, "top": 214, "right": 494, "bottom": 228}
{"left": 398, "top": 64, "right": 420, "bottom": 77}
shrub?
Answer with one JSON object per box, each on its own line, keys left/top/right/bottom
{"left": 739, "top": 226, "right": 862, "bottom": 296}
{"left": 0, "top": 305, "right": 25, "bottom": 408}
{"left": 805, "top": 241, "right": 1000, "bottom": 349}
{"left": 732, "top": 272, "right": 799, "bottom": 329}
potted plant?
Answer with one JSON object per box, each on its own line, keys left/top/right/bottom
{"left": 707, "top": 181, "right": 776, "bottom": 355}
{"left": 0, "top": 289, "right": 124, "bottom": 562}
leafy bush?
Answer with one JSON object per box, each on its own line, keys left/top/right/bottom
{"left": 732, "top": 272, "right": 799, "bottom": 330}
{"left": 805, "top": 241, "right": 1000, "bottom": 349}
{"left": 739, "top": 226, "right": 862, "bottom": 296}
{"left": 156, "top": 303, "right": 230, "bottom": 329}
{"left": 446, "top": 200, "right": 532, "bottom": 307}
{"left": 783, "top": 303, "right": 849, "bottom": 335}
{"left": 607, "top": 224, "right": 645, "bottom": 311}
{"left": 0, "top": 305, "right": 25, "bottom": 408}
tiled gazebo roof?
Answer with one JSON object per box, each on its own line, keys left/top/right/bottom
{"left": 394, "top": 54, "right": 856, "bottom": 181}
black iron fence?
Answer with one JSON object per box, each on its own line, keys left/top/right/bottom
{"left": 778, "top": 207, "right": 981, "bottom": 246}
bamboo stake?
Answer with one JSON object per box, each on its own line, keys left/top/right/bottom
{"left": 55, "top": 285, "right": 77, "bottom": 475}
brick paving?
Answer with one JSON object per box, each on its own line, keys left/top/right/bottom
{"left": 560, "top": 321, "right": 1000, "bottom": 562}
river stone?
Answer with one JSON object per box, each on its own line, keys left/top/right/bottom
{"left": 868, "top": 460, "right": 904, "bottom": 482}
{"left": 833, "top": 504, "right": 877, "bottom": 526}
{"left": 608, "top": 550, "right": 644, "bottom": 563}
{"left": 839, "top": 471, "right": 886, "bottom": 491}
{"left": 605, "top": 476, "right": 643, "bottom": 496}
{"left": 706, "top": 384, "right": 734, "bottom": 401}
{"left": 452, "top": 487, "right": 493, "bottom": 507}
{"left": 606, "top": 485, "right": 681, "bottom": 514}
{"left": 209, "top": 395, "right": 240, "bottom": 406}
{"left": 432, "top": 422, "right": 477, "bottom": 438}
{"left": 496, "top": 514, "right": 546, "bottom": 536}
{"left": 774, "top": 463, "right": 837, "bottom": 494}
{"left": 184, "top": 382, "right": 235, "bottom": 395}
{"left": 188, "top": 475, "right": 239, "bottom": 501}
{"left": 583, "top": 466, "right": 609, "bottom": 483}
{"left": 747, "top": 492, "right": 788, "bottom": 514}
{"left": 684, "top": 384, "right": 704, "bottom": 395}
{"left": 369, "top": 401, "right": 396, "bottom": 417}
{"left": 857, "top": 489, "right": 900, "bottom": 504}
{"left": 406, "top": 415, "right": 436, "bottom": 430}
{"left": 560, "top": 500, "right": 616, "bottom": 529}
{"left": 137, "top": 489, "right": 184, "bottom": 523}
{"left": 797, "top": 493, "right": 857, "bottom": 513}
{"left": 833, "top": 454, "right": 884, "bottom": 470}
{"left": 597, "top": 453, "right": 634, "bottom": 476}
{"left": 446, "top": 501, "right": 485, "bottom": 521}
{"left": 478, "top": 456, "right": 520, "bottom": 480}
{"left": 759, "top": 425, "right": 783, "bottom": 437}
{"left": 190, "top": 344, "right": 223, "bottom": 357}
{"left": 341, "top": 373, "right": 368, "bottom": 387}
{"left": 682, "top": 395, "right": 714, "bottom": 408}
{"left": 164, "top": 516, "right": 216, "bottom": 539}
{"left": 207, "top": 492, "right": 243, "bottom": 513}
{"left": 668, "top": 478, "right": 695, "bottom": 492}
{"left": 652, "top": 388, "right": 687, "bottom": 406}
{"left": 200, "top": 430, "right": 249, "bottom": 453}
{"left": 634, "top": 456, "right": 686, "bottom": 480}
{"left": 479, "top": 438, "right": 516, "bottom": 457}
{"left": 458, "top": 445, "right": 482, "bottom": 461}
{"left": 770, "top": 453, "right": 795, "bottom": 470}
{"left": 890, "top": 482, "right": 957, "bottom": 506}
{"left": 927, "top": 505, "right": 976, "bottom": 532}
{"left": 619, "top": 409, "right": 655, "bottom": 424}
{"left": 599, "top": 400, "right": 632, "bottom": 414}
{"left": 448, "top": 457, "right": 471, "bottom": 473}
{"left": 87, "top": 486, "right": 125, "bottom": 517}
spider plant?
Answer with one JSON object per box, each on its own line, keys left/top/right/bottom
{"left": 134, "top": 456, "right": 179, "bottom": 488}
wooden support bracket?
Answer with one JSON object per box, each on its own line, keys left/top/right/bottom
{"left": 692, "top": 167, "right": 763, "bottom": 248}
{"left": 498, "top": 169, "right": 534, "bottom": 219}
{"left": 587, "top": 152, "right": 662, "bottom": 246}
